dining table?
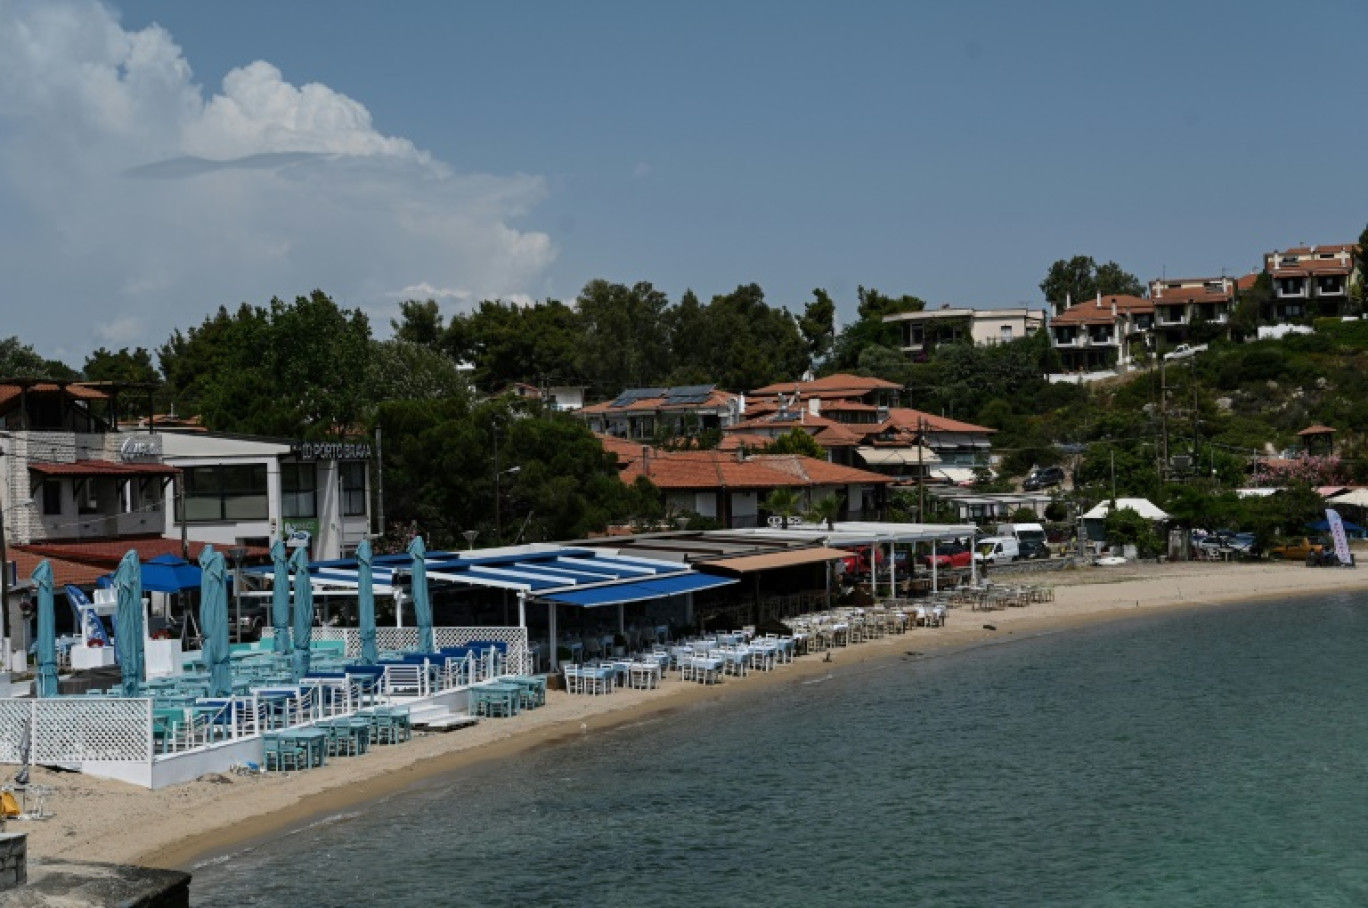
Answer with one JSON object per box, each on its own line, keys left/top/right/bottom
{"left": 267, "top": 726, "right": 329, "bottom": 769}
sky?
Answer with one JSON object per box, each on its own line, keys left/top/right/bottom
{"left": 2, "top": 0, "right": 1366, "bottom": 366}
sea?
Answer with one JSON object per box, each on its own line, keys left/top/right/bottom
{"left": 193, "top": 592, "right": 1368, "bottom": 907}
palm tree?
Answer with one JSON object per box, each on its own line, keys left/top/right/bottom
{"left": 806, "top": 493, "right": 843, "bottom": 529}
{"left": 761, "top": 486, "right": 801, "bottom": 526}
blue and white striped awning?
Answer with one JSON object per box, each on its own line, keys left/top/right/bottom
{"left": 248, "top": 544, "right": 736, "bottom": 604}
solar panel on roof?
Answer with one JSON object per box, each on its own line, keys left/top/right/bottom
{"left": 664, "top": 384, "right": 715, "bottom": 399}
{"left": 609, "top": 387, "right": 667, "bottom": 407}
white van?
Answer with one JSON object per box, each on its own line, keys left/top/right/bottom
{"left": 975, "top": 536, "right": 1019, "bottom": 564}
{"left": 996, "top": 522, "right": 1047, "bottom": 546}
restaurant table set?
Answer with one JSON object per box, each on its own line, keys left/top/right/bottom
{"left": 560, "top": 632, "right": 802, "bottom": 693}
{"left": 472, "top": 675, "right": 548, "bottom": 717}
{"left": 788, "top": 605, "right": 925, "bottom": 650}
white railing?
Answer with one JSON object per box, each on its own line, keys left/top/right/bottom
{"left": 261, "top": 625, "right": 532, "bottom": 675}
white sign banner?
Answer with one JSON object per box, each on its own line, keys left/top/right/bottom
{"left": 1325, "top": 508, "right": 1353, "bottom": 566}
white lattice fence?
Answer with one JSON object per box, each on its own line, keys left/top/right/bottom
{"left": 0, "top": 698, "right": 151, "bottom": 765}
{"left": 263, "top": 626, "right": 531, "bottom": 674}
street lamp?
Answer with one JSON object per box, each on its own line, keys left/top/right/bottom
{"left": 228, "top": 546, "right": 247, "bottom": 643}
{"left": 494, "top": 466, "right": 521, "bottom": 543}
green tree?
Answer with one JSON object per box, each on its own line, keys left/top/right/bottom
{"left": 760, "top": 486, "right": 801, "bottom": 522}
{"left": 685, "top": 283, "right": 809, "bottom": 391}
{"left": 158, "top": 291, "right": 373, "bottom": 436}
{"left": 0, "top": 336, "right": 77, "bottom": 379}
{"left": 765, "top": 428, "right": 825, "bottom": 458}
{"left": 799, "top": 288, "right": 837, "bottom": 363}
{"left": 1231, "top": 273, "right": 1270, "bottom": 340}
{"left": 827, "top": 286, "right": 924, "bottom": 372}
{"left": 368, "top": 339, "right": 472, "bottom": 402}
{"left": 391, "top": 299, "right": 446, "bottom": 350}
{"left": 1103, "top": 506, "right": 1163, "bottom": 558}
{"left": 1040, "top": 256, "right": 1142, "bottom": 314}
{"left": 83, "top": 347, "right": 160, "bottom": 385}
{"left": 576, "top": 279, "right": 672, "bottom": 395}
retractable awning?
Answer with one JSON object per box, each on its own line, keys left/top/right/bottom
{"left": 541, "top": 572, "right": 737, "bottom": 607}
{"left": 856, "top": 446, "right": 941, "bottom": 466}
{"left": 698, "top": 546, "right": 851, "bottom": 574}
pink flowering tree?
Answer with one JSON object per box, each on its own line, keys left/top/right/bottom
{"left": 1250, "top": 455, "right": 1343, "bottom": 488}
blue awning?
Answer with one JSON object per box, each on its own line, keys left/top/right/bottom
{"left": 542, "top": 572, "right": 737, "bottom": 607}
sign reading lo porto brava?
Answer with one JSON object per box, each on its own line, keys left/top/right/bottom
{"left": 290, "top": 441, "right": 372, "bottom": 461}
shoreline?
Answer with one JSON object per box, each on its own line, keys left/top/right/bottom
{"left": 12, "top": 561, "right": 1364, "bottom": 872}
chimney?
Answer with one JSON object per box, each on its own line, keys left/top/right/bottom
{"left": 808, "top": 397, "right": 820, "bottom": 417}
{"left": 1111, "top": 300, "right": 1117, "bottom": 317}
{"left": 1095, "top": 292, "right": 1102, "bottom": 309}
{"left": 641, "top": 446, "right": 651, "bottom": 476}
{"left": 738, "top": 393, "right": 746, "bottom": 416}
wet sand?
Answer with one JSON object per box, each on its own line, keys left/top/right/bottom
{"left": 9, "top": 559, "right": 1363, "bottom": 871}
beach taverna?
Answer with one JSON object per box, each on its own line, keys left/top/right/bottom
{"left": 0, "top": 521, "right": 979, "bottom": 790}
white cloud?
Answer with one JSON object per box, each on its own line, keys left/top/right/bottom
{"left": 388, "top": 283, "right": 472, "bottom": 302}
{"left": 0, "top": 0, "right": 555, "bottom": 359}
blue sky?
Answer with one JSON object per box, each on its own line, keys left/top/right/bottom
{"left": 2, "top": 0, "right": 1365, "bottom": 363}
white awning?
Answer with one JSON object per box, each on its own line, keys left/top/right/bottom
{"left": 857, "top": 446, "right": 941, "bottom": 466}
{"left": 1082, "top": 498, "right": 1169, "bottom": 520}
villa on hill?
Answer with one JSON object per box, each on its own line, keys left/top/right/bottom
{"left": 598, "top": 435, "right": 893, "bottom": 528}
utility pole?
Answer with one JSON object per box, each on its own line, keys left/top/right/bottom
{"left": 1159, "top": 355, "right": 1169, "bottom": 483}
{"left": 374, "top": 425, "right": 384, "bottom": 539}
{"left": 917, "top": 416, "right": 926, "bottom": 523}
{"left": 0, "top": 447, "right": 10, "bottom": 671}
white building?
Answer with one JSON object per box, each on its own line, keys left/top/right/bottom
{"left": 152, "top": 431, "right": 373, "bottom": 560}
{"left": 883, "top": 306, "right": 1047, "bottom": 358}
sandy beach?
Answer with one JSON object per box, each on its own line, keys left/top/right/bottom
{"left": 9, "top": 559, "right": 1365, "bottom": 872}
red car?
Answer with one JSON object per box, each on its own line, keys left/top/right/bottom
{"left": 838, "top": 545, "right": 884, "bottom": 577}
{"left": 920, "top": 543, "right": 973, "bottom": 569}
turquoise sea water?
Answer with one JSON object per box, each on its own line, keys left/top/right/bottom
{"left": 194, "top": 593, "right": 1368, "bottom": 906}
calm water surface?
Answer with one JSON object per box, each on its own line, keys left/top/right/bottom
{"left": 195, "top": 593, "right": 1368, "bottom": 906}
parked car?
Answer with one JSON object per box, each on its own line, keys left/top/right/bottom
{"left": 920, "top": 543, "right": 973, "bottom": 569}
{"left": 839, "top": 545, "right": 884, "bottom": 578}
{"left": 1227, "top": 533, "right": 1261, "bottom": 557}
{"left": 1018, "top": 539, "right": 1050, "bottom": 560}
{"left": 1267, "top": 536, "right": 1328, "bottom": 561}
{"left": 1164, "top": 343, "right": 1208, "bottom": 361}
{"left": 1022, "top": 466, "right": 1065, "bottom": 492}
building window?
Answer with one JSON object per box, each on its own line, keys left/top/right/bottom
{"left": 42, "top": 480, "right": 62, "bottom": 516}
{"left": 340, "top": 462, "right": 367, "bottom": 517}
{"left": 1000, "top": 325, "right": 1013, "bottom": 343}
{"left": 281, "top": 462, "right": 317, "bottom": 519}
{"left": 182, "top": 464, "right": 268, "bottom": 522}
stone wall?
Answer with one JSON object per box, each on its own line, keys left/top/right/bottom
{"left": 0, "top": 834, "right": 26, "bottom": 890}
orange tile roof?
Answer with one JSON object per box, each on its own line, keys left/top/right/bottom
{"left": 10, "top": 549, "right": 110, "bottom": 587}
{"left": 579, "top": 388, "right": 736, "bottom": 416}
{"left": 749, "top": 373, "right": 901, "bottom": 396}
{"left": 614, "top": 447, "right": 892, "bottom": 490}
{"left": 1235, "top": 272, "right": 1261, "bottom": 291}
{"left": 1274, "top": 243, "right": 1356, "bottom": 256}
{"left": 1297, "top": 425, "right": 1336, "bottom": 436}
{"left": 17, "top": 535, "right": 270, "bottom": 569}
{"left": 0, "top": 382, "right": 110, "bottom": 409}
{"left": 884, "top": 408, "right": 994, "bottom": 435}
{"left": 28, "top": 460, "right": 179, "bottom": 477}
{"left": 717, "top": 433, "right": 776, "bottom": 451}
{"left": 1150, "top": 279, "right": 1235, "bottom": 305}
{"left": 1050, "top": 294, "right": 1153, "bottom": 326}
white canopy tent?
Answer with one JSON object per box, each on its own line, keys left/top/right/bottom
{"left": 723, "top": 521, "right": 981, "bottom": 597}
